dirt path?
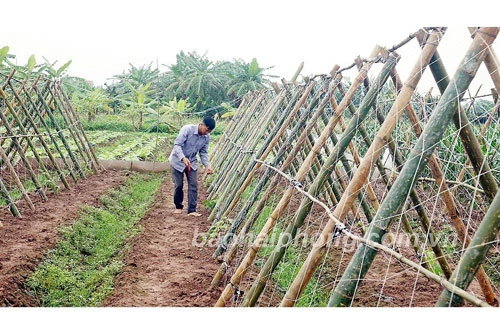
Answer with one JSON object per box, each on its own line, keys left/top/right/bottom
{"left": 104, "top": 171, "right": 222, "bottom": 307}
{"left": 0, "top": 167, "right": 489, "bottom": 307}
{"left": 0, "top": 170, "right": 130, "bottom": 306}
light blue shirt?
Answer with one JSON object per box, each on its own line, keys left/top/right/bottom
{"left": 169, "top": 124, "right": 211, "bottom": 172}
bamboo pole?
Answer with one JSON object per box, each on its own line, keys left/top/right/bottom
{"left": 0, "top": 86, "right": 47, "bottom": 201}
{"left": 478, "top": 98, "right": 500, "bottom": 146}
{"left": 280, "top": 28, "right": 445, "bottom": 307}
{"left": 417, "top": 32, "right": 499, "bottom": 202}
{"left": 51, "top": 81, "right": 97, "bottom": 173}
{"left": 209, "top": 83, "right": 314, "bottom": 224}
{"left": 316, "top": 104, "right": 368, "bottom": 221}
{"left": 0, "top": 145, "right": 35, "bottom": 211}
{"left": 55, "top": 81, "right": 102, "bottom": 172}
{"left": 4, "top": 79, "right": 70, "bottom": 190}
{"left": 390, "top": 68, "right": 498, "bottom": 305}
{"left": 21, "top": 79, "right": 79, "bottom": 183}
{"left": 34, "top": 84, "right": 86, "bottom": 180}
{"left": 210, "top": 110, "right": 242, "bottom": 173}
{"left": 210, "top": 95, "right": 249, "bottom": 166}
{"left": 0, "top": 72, "right": 30, "bottom": 145}
{"left": 241, "top": 53, "right": 398, "bottom": 306}
{"left": 290, "top": 62, "right": 304, "bottom": 85}
{"left": 0, "top": 175, "right": 21, "bottom": 217}
{"left": 257, "top": 161, "right": 491, "bottom": 307}
{"left": 212, "top": 85, "right": 325, "bottom": 257}
{"left": 209, "top": 92, "right": 263, "bottom": 192}
{"left": 207, "top": 90, "right": 289, "bottom": 220}
{"left": 210, "top": 75, "right": 340, "bottom": 288}
{"left": 2, "top": 78, "right": 67, "bottom": 194}
{"left": 436, "top": 188, "right": 500, "bottom": 307}
{"left": 328, "top": 26, "right": 498, "bottom": 307}
{"left": 215, "top": 46, "right": 382, "bottom": 306}
{"left": 470, "top": 27, "right": 500, "bottom": 95}
{"left": 208, "top": 92, "right": 270, "bottom": 198}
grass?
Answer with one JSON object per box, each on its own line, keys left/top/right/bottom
{"left": 246, "top": 186, "right": 330, "bottom": 306}
{"left": 26, "top": 172, "right": 164, "bottom": 306}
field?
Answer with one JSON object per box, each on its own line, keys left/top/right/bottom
{"left": 0, "top": 128, "right": 224, "bottom": 306}
{"left": 1, "top": 125, "right": 495, "bottom": 307}
{"left": 1, "top": 27, "right": 500, "bottom": 310}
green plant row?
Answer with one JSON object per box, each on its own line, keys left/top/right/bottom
{"left": 94, "top": 131, "right": 170, "bottom": 161}
{"left": 26, "top": 172, "right": 164, "bottom": 306}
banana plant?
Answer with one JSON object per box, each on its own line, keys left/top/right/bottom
{"left": 118, "top": 82, "right": 155, "bottom": 130}
{"left": 72, "top": 87, "right": 113, "bottom": 122}
{"left": 220, "top": 102, "right": 237, "bottom": 119}
{"left": 42, "top": 56, "right": 72, "bottom": 79}
{"left": 0, "top": 46, "right": 10, "bottom": 68}
{"left": 147, "top": 97, "right": 191, "bottom": 131}
{"left": 0, "top": 46, "right": 39, "bottom": 79}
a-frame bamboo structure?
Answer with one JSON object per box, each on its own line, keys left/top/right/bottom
{"left": 0, "top": 70, "right": 101, "bottom": 218}
{"left": 207, "top": 27, "right": 500, "bottom": 307}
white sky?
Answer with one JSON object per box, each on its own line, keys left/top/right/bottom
{"left": 2, "top": 0, "right": 500, "bottom": 97}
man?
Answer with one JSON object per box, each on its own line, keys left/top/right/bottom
{"left": 169, "top": 117, "right": 215, "bottom": 216}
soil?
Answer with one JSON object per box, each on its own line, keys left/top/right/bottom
{"left": 0, "top": 167, "right": 494, "bottom": 307}
{"left": 103, "top": 173, "right": 222, "bottom": 306}
{"left": 0, "top": 169, "right": 129, "bottom": 306}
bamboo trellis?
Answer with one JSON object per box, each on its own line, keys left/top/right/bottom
{"left": 0, "top": 70, "right": 101, "bottom": 218}
{"left": 207, "top": 27, "right": 500, "bottom": 307}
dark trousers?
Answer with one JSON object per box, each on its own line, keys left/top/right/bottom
{"left": 171, "top": 166, "right": 198, "bottom": 213}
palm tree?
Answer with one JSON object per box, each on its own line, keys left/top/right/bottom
{"left": 113, "top": 62, "right": 159, "bottom": 87}
{"left": 223, "top": 58, "right": 275, "bottom": 99}
{"left": 166, "top": 51, "right": 226, "bottom": 115}
{"left": 108, "top": 63, "right": 160, "bottom": 128}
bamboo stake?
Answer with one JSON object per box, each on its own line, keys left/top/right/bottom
{"left": 207, "top": 90, "right": 289, "bottom": 220}
{"left": 333, "top": 58, "right": 437, "bottom": 272}
{"left": 328, "top": 26, "right": 498, "bottom": 307}
{"left": 5, "top": 80, "right": 71, "bottom": 190}
{"left": 290, "top": 62, "right": 304, "bottom": 85}
{"left": 212, "top": 85, "right": 326, "bottom": 257}
{"left": 51, "top": 81, "right": 97, "bottom": 172}
{"left": 436, "top": 188, "right": 500, "bottom": 306}
{"left": 21, "top": 79, "right": 79, "bottom": 183}
{"left": 0, "top": 145, "right": 35, "bottom": 211}
{"left": 418, "top": 32, "right": 499, "bottom": 202}
{"left": 209, "top": 93, "right": 269, "bottom": 198}
{"left": 209, "top": 83, "right": 314, "bottom": 224}
{"left": 316, "top": 106, "right": 367, "bottom": 221}
{"left": 0, "top": 86, "right": 47, "bottom": 201}
{"left": 280, "top": 28, "right": 444, "bottom": 307}
{"left": 0, "top": 72, "right": 30, "bottom": 146}
{"left": 210, "top": 95, "right": 249, "bottom": 166}
{"left": 0, "top": 175, "right": 21, "bottom": 217}
{"left": 258, "top": 161, "right": 490, "bottom": 307}
{"left": 470, "top": 27, "right": 500, "bottom": 95}
{"left": 241, "top": 53, "right": 398, "bottom": 306}
{"left": 209, "top": 92, "right": 261, "bottom": 189}
{"left": 215, "top": 46, "right": 382, "bottom": 306}
{"left": 55, "top": 81, "right": 102, "bottom": 171}
{"left": 34, "top": 84, "right": 86, "bottom": 180}
{"left": 390, "top": 68, "right": 498, "bottom": 305}
{"left": 1, "top": 77, "right": 59, "bottom": 187}
{"left": 210, "top": 77, "right": 340, "bottom": 288}
{"left": 478, "top": 98, "right": 500, "bottom": 146}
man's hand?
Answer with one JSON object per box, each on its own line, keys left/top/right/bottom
{"left": 182, "top": 157, "right": 191, "bottom": 168}
{"left": 205, "top": 165, "right": 214, "bottom": 175}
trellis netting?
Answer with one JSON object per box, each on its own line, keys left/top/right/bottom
{"left": 0, "top": 70, "right": 101, "bottom": 217}
{"left": 206, "top": 27, "right": 500, "bottom": 307}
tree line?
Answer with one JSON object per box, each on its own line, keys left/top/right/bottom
{"left": 1, "top": 47, "right": 276, "bottom": 131}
